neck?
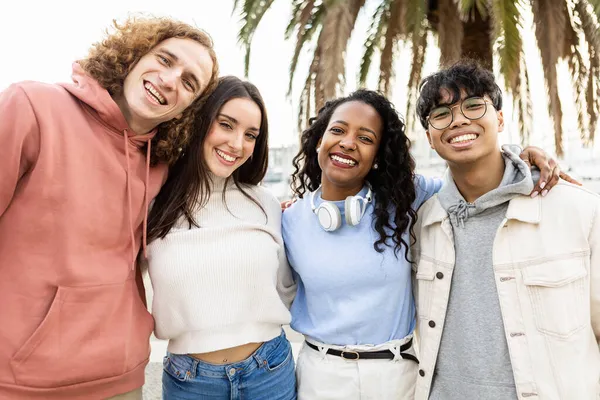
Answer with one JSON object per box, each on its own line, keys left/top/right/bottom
{"left": 113, "top": 95, "right": 155, "bottom": 134}
{"left": 448, "top": 151, "right": 505, "bottom": 203}
{"left": 320, "top": 180, "right": 364, "bottom": 201}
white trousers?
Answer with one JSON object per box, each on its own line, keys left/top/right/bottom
{"left": 296, "top": 335, "right": 418, "bottom": 400}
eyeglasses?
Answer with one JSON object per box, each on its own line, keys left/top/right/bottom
{"left": 427, "top": 97, "right": 492, "bottom": 130}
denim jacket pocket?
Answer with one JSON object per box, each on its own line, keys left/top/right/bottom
{"left": 522, "top": 257, "right": 588, "bottom": 338}
{"left": 415, "top": 259, "right": 436, "bottom": 319}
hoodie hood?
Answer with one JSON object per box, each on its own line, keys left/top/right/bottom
{"left": 59, "top": 62, "right": 157, "bottom": 265}
{"left": 58, "top": 63, "right": 156, "bottom": 147}
{"left": 438, "top": 145, "right": 538, "bottom": 228}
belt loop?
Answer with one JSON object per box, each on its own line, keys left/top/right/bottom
{"left": 390, "top": 344, "right": 402, "bottom": 362}
{"left": 189, "top": 357, "right": 199, "bottom": 379}
{"left": 254, "top": 353, "right": 266, "bottom": 369}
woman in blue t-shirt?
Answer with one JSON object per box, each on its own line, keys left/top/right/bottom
{"left": 281, "top": 89, "right": 564, "bottom": 399}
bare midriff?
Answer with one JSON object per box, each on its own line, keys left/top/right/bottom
{"left": 189, "top": 342, "right": 263, "bottom": 364}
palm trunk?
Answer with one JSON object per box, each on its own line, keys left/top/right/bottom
{"left": 461, "top": 8, "right": 493, "bottom": 69}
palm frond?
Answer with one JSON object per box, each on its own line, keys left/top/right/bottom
{"left": 235, "top": 0, "right": 276, "bottom": 76}
{"left": 285, "top": 0, "right": 308, "bottom": 38}
{"left": 532, "top": 0, "right": 567, "bottom": 156}
{"left": 406, "top": 24, "right": 429, "bottom": 133}
{"left": 359, "top": 0, "right": 390, "bottom": 86}
{"left": 574, "top": 0, "right": 600, "bottom": 144}
{"left": 562, "top": 1, "right": 589, "bottom": 144}
{"left": 288, "top": 1, "right": 324, "bottom": 95}
{"left": 458, "top": 0, "right": 488, "bottom": 20}
{"left": 379, "top": 0, "right": 409, "bottom": 95}
{"left": 584, "top": 0, "right": 600, "bottom": 21}
{"left": 491, "top": 0, "right": 523, "bottom": 90}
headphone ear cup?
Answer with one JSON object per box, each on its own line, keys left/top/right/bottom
{"left": 345, "top": 196, "right": 362, "bottom": 226}
{"left": 316, "top": 202, "right": 342, "bottom": 231}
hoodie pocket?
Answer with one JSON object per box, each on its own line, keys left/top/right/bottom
{"left": 10, "top": 279, "right": 153, "bottom": 388}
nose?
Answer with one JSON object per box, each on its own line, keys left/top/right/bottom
{"left": 449, "top": 105, "right": 470, "bottom": 129}
{"left": 159, "top": 68, "right": 181, "bottom": 90}
{"left": 339, "top": 136, "right": 357, "bottom": 151}
{"left": 227, "top": 130, "right": 245, "bottom": 153}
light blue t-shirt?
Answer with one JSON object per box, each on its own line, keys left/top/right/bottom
{"left": 282, "top": 175, "right": 442, "bottom": 345}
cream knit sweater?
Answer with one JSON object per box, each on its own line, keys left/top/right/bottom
{"left": 147, "top": 176, "right": 295, "bottom": 354}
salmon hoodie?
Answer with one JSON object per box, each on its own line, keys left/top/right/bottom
{"left": 0, "top": 63, "right": 168, "bottom": 399}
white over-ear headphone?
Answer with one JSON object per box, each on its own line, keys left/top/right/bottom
{"left": 310, "top": 186, "right": 373, "bottom": 232}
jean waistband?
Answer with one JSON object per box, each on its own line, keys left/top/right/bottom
{"left": 165, "top": 330, "right": 287, "bottom": 378}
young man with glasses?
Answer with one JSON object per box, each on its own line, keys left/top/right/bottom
{"left": 411, "top": 60, "right": 600, "bottom": 399}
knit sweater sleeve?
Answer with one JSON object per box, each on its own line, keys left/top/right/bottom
{"left": 0, "top": 84, "right": 41, "bottom": 217}
{"left": 256, "top": 185, "right": 297, "bottom": 309}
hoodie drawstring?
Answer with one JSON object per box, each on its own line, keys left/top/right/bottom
{"left": 123, "top": 130, "right": 136, "bottom": 270}
{"left": 122, "top": 129, "right": 152, "bottom": 269}
{"left": 143, "top": 141, "right": 151, "bottom": 259}
{"left": 448, "top": 200, "right": 476, "bottom": 228}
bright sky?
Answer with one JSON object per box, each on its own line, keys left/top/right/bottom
{"left": 1, "top": 0, "right": 597, "bottom": 160}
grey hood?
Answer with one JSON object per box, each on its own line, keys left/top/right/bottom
{"left": 437, "top": 145, "right": 538, "bottom": 228}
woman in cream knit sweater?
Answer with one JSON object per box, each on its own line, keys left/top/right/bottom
{"left": 145, "top": 76, "right": 296, "bottom": 400}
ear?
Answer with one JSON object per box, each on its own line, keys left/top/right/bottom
{"left": 174, "top": 113, "right": 183, "bottom": 120}
{"left": 316, "top": 138, "right": 322, "bottom": 152}
{"left": 497, "top": 110, "right": 504, "bottom": 132}
{"left": 425, "top": 131, "right": 434, "bottom": 149}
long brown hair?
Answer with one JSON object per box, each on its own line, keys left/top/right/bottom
{"left": 147, "top": 76, "right": 270, "bottom": 241}
{"left": 78, "top": 16, "right": 220, "bottom": 166}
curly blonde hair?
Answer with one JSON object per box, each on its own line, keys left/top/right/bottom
{"left": 78, "top": 16, "right": 219, "bottom": 165}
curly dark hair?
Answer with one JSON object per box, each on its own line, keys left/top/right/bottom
{"left": 78, "top": 16, "right": 220, "bottom": 166}
{"left": 416, "top": 59, "right": 503, "bottom": 130}
{"left": 291, "top": 89, "right": 417, "bottom": 261}
{"left": 147, "top": 76, "right": 270, "bottom": 242}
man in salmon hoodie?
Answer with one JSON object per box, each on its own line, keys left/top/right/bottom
{"left": 0, "top": 17, "right": 219, "bottom": 399}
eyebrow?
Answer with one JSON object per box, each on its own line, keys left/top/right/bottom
{"left": 331, "top": 120, "right": 378, "bottom": 136}
{"left": 158, "top": 48, "right": 201, "bottom": 91}
{"left": 218, "top": 113, "right": 260, "bottom": 132}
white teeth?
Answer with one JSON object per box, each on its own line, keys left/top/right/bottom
{"left": 144, "top": 82, "right": 166, "bottom": 105}
{"left": 450, "top": 134, "right": 478, "bottom": 144}
{"left": 216, "top": 149, "right": 236, "bottom": 162}
{"left": 331, "top": 155, "right": 357, "bottom": 166}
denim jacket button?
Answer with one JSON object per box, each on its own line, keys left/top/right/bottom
{"left": 429, "top": 320, "right": 436, "bottom": 328}
{"left": 436, "top": 272, "right": 444, "bottom": 279}
{"left": 419, "top": 369, "right": 425, "bottom": 377}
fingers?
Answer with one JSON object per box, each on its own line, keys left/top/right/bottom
{"left": 280, "top": 200, "right": 295, "bottom": 212}
{"left": 559, "top": 171, "right": 583, "bottom": 186}
{"left": 530, "top": 154, "right": 552, "bottom": 198}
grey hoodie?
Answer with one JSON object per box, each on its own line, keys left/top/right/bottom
{"left": 428, "top": 148, "right": 537, "bottom": 400}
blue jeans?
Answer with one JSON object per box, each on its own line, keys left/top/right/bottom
{"left": 162, "top": 331, "right": 297, "bottom": 400}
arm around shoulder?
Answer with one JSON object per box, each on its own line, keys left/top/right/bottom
{"left": 0, "top": 84, "right": 41, "bottom": 217}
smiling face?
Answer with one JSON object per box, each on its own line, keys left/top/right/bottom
{"left": 426, "top": 89, "right": 504, "bottom": 167}
{"left": 317, "top": 101, "right": 383, "bottom": 198}
{"left": 117, "top": 37, "right": 215, "bottom": 133}
{"left": 203, "top": 97, "right": 262, "bottom": 178}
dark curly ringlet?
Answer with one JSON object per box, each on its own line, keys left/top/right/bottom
{"left": 147, "top": 76, "right": 269, "bottom": 242}
{"left": 78, "top": 16, "right": 220, "bottom": 166}
{"left": 291, "top": 89, "right": 417, "bottom": 261}
{"left": 416, "top": 59, "right": 503, "bottom": 130}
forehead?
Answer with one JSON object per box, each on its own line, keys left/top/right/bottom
{"left": 220, "top": 97, "right": 262, "bottom": 126}
{"left": 329, "top": 101, "right": 382, "bottom": 130}
{"left": 154, "top": 37, "right": 213, "bottom": 78}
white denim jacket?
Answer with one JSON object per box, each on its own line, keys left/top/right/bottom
{"left": 412, "top": 181, "right": 600, "bottom": 400}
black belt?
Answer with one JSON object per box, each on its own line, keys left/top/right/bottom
{"left": 305, "top": 338, "right": 419, "bottom": 362}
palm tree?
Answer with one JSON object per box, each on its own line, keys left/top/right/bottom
{"left": 235, "top": 0, "right": 600, "bottom": 157}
